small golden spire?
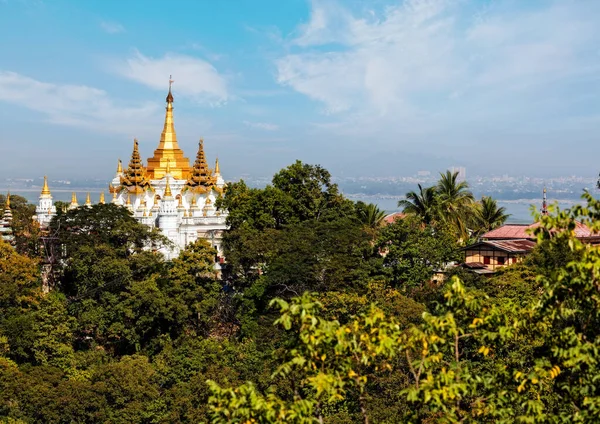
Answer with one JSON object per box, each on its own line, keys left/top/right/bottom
{"left": 215, "top": 157, "right": 220, "bottom": 174}
{"left": 191, "top": 195, "right": 197, "bottom": 206}
{"left": 5, "top": 192, "right": 10, "bottom": 209}
{"left": 126, "top": 194, "right": 131, "bottom": 205}
{"left": 85, "top": 192, "right": 92, "bottom": 206}
{"left": 99, "top": 192, "right": 105, "bottom": 204}
{"left": 41, "top": 176, "right": 51, "bottom": 195}
{"left": 153, "top": 195, "right": 159, "bottom": 207}
{"left": 177, "top": 195, "right": 184, "bottom": 208}
{"left": 70, "top": 192, "right": 78, "bottom": 207}
{"left": 164, "top": 178, "right": 173, "bottom": 198}
{"left": 117, "top": 159, "right": 123, "bottom": 174}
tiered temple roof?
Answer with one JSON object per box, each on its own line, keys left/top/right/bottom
{"left": 186, "top": 139, "right": 217, "bottom": 193}
{"left": 119, "top": 139, "right": 152, "bottom": 194}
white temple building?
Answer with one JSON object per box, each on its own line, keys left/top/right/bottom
{"left": 34, "top": 81, "right": 228, "bottom": 261}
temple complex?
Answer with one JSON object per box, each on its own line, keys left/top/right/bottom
{"left": 34, "top": 78, "right": 228, "bottom": 260}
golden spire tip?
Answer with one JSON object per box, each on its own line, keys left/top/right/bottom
{"left": 164, "top": 178, "right": 173, "bottom": 197}
{"left": 41, "top": 175, "right": 51, "bottom": 195}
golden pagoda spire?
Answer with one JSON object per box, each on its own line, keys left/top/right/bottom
{"left": 117, "top": 159, "right": 123, "bottom": 174}
{"left": 85, "top": 192, "right": 92, "bottom": 206}
{"left": 120, "top": 138, "right": 151, "bottom": 193}
{"left": 186, "top": 138, "right": 216, "bottom": 190}
{"left": 126, "top": 194, "right": 131, "bottom": 205}
{"left": 4, "top": 192, "right": 10, "bottom": 210}
{"left": 41, "top": 176, "right": 51, "bottom": 196}
{"left": 164, "top": 177, "right": 173, "bottom": 198}
{"left": 215, "top": 157, "right": 220, "bottom": 175}
{"left": 145, "top": 77, "right": 191, "bottom": 180}
{"left": 99, "top": 192, "right": 105, "bottom": 204}
{"left": 70, "top": 192, "right": 78, "bottom": 208}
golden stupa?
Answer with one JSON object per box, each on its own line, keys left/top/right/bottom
{"left": 145, "top": 76, "right": 191, "bottom": 180}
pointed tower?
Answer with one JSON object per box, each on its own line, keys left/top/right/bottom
{"left": 35, "top": 176, "right": 57, "bottom": 227}
{"left": 69, "top": 192, "right": 79, "bottom": 210}
{"left": 146, "top": 76, "right": 191, "bottom": 180}
{"left": 85, "top": 193, "right": 92, "bottom": 208}
{"left": 109, "top": 159, "right": 124, "bottom": 194}
{"left": 120, "top": 139, "right": 152, "bottom": 194}
{"left": 186, "top": 138, "right": 216, "bottom": 192}
{"left": 158, "top": 176, "right": 179, "bottom": 253}
{"left": 0, "top": 193, "right": 14, "bottom": 245}
{"left": 99, "top": 192, "right": 105, "bottom": 204}
{"left": 541, "top": 188, "right": 548, "bottom": 216}
{"left": 214, "top": 156, "right": 225, "bottom": 188}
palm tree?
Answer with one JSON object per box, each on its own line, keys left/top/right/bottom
{"left": 398, "top": 184, "right": 438, "bottom": 224}
{"left": 357, "top": 202, "right": 387, "bottom": 229}
{"left": 435, "top": 171, "right": 475, "bottom": 241}
{"left": 473, "top": 196, "right": 510, "bottom": 236}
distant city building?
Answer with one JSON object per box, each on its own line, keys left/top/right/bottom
{"left": 450, "top": 166, "right": 466, "bottom": 182}
{"left": 34, "top": 79, "right": 228, "bottom": 262}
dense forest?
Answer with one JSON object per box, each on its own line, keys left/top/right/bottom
{"left": 1, "top": 161, "right": 599, "bottom": 423}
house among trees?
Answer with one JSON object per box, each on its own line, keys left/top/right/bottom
{"left": 463, "top": 220, "right": 597, "bottom": 273}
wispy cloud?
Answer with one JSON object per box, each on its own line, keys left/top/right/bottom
{"left": 0, "top": 71, "right": 158, "bottom": 133}
{"left": 276, "top": 0, "right": 600, "bottom": 133}
{"left": 99, "top": 20, "right": 125, "bottom": 34}
{"left": 114, "top": 51, "right": 229, "bottom": 105}
{"left": 243, "top": 120, "right": 279, "bottom": 131}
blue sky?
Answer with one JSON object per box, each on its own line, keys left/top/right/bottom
{"left": 1, "top": 0, "right": 599, "bottom": 180}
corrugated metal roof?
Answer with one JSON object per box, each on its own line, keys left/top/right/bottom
{"left": 464, "top": 239, "right": 537, "bottom": 253}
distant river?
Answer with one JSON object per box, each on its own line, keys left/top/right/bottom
{"left": 4, "top": 189, "right": 581, "bottom": 225}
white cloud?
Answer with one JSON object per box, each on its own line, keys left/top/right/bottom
{"left": 100, "top": 20, "right": 125, "bottom": 34}
{"left": 0, "top": 71, "right": 159, "bottom": 133}
{"left": 243, "top": 120, "right": 279, "bottom": 131}
{"left": 276, "top": 0, "right": 600, "bottom": 133}
{"left": 115, "top": 51, "right": 229, "bottom": 105}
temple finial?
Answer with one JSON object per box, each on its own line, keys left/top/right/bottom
{"left": 166, "top": 75, "right": 174, "bottom": 103}
{"left": 70, "top": 192, "right": 79, "bottom": 209}
{"left": 164, "top": 177, "right": 173, "bottom": 198}
{"left": 99, "top": 192, "right": 105, "bottom": 204}
{"left": 41, "top": 176, "right": 51, "bottom": 196}
{"left": 541, "top": 187, "right": 548, "bottom": 216}
{"left": 117, "top": 159, "right": 123, "bottom": 174}
{"left": 215, "top": 157, "right": 220, "bottom": 175}
{"left": 85, "top": 192, "right": 92, "bottom": 207}
{"left": 5, "top": 192, "right": 10, "bottom": 209}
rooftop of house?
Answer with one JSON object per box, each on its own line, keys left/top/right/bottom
{"left": 383, "top": 212, "right": 406, "bottom": 224}
{"left": 463, "top": 239, "right": 537, "bottom": 254}
{"left": 482, "top": 221, "right": 594, "bottom": 240}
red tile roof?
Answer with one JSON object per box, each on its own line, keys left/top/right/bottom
{"left": 383, "top": 212, "right": 406, "bottom": 224}
{"left": 482, "top": 221, "right": 594, "bottom": 240}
